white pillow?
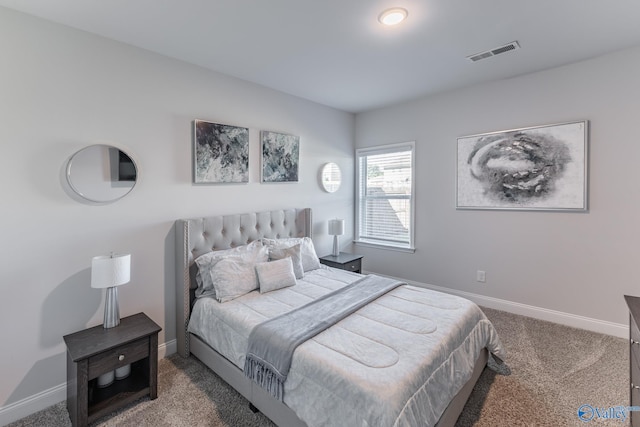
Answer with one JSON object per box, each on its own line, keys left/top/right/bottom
{"left": 262, "top": 237, "right": 321, "bottom": 272}
{"left": 210, "top": 256, "right": 260, "bottom": 302}
{"left": 194, "top": 241, "right": 266, "bottom": 298}
{"left": 256, "top": 258, "right": 297, "bottom": 293}
{"left": 269, "top": 244, "right": 304, "bottom": 279}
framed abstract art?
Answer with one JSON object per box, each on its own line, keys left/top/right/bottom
{"left": 261, "top": 131, "right": 300, "bottom": 183}
{"left": 456, "top": 121, "right": 588, "bottom": 211}
{"left": 193, "top": 120, "right": 249, "bottom": 184}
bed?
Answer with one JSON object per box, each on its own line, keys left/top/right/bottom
{"left": 175, "top": 208, "right": 503, "bottom": 427}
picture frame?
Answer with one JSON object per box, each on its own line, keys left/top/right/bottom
{"left": 261, "top": 131, "right": 300, "bottom": 183}
{"left": 456, "top": 121, "right": 588, "bottom": 211}
{"left": 193, "top": 120, "right": 249, "bottom": 184}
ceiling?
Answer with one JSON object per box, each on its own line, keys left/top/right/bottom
{"left": 2, "top": 0, "right": 640, "bottom": 113}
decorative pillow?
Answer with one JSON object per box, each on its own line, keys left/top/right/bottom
{"left": 194, "top": 241, "right": 266, "bottom": 298}
{"left": 269, "top": 244, "right": 304, "bottom": 279}
{"left": 256, "top": 258, "right": 297, "bottom": 293}
{"left": 262, "top": 237, "right": 321, "bottom": 272}
{"left": 210, "top": 256, "right": 260, "bottom": 302}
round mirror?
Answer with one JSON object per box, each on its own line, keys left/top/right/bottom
{"left": 320, "top": 162, "right": 341, "bottom": 193}
{"left": 66, "top": 144, "right": 138, "bottom": 203}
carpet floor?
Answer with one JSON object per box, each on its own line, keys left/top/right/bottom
{"left": 7, "top": 307, "right": 630, "bottom": 427}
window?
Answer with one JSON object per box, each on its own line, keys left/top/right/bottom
{"left": 355, "top": 141, "right": 415, "bottom": 251}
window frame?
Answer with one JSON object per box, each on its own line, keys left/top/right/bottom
{"left": 355, "top": 141, "right": 416, "bottom": 253}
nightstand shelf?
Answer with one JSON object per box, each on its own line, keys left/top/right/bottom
{"left": 319, "top": 253, "right": 363, "bottom": 273}
{"left": 64, "top": 312, "right": 161, "bottom": 427}
{"left": 87, "top": 359, "right": 149, "bottom": 420}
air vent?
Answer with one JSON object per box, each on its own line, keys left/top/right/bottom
{"left": 467, "top": 41, "right": 520, "bottom": 62}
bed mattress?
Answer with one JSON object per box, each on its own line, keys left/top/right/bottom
{"left": 188, "top": 266, "right": 504, "bottom": 427}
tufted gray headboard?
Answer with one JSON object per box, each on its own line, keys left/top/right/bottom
{"left": 175, "top": 208, "right": 312, "bottom": 357}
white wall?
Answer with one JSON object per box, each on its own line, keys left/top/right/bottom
{"left": 0, "top": 6, "right": 354, "bottom": 419}
{"left": 355, "top": 46, "right": 640, "bottom": 331}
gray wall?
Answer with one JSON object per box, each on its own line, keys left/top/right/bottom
{"left": 355, "top": 46, "right": 640, "bottom": 330}
{"left": 0, "top": 7, "right": 354, "bottom": 411}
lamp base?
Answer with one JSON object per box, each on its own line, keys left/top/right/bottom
{"left": 103, "top": 286, "right": 120, "bottom": 329}
{"left": 332, "top": 235, "right": 340, "bottom": 257}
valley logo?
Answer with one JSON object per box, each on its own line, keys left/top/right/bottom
{"left": 577, "top": 404, "right": 640, "bottom": 422}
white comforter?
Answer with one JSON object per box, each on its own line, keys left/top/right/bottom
{"left": 188, "top": 266, "right": 504, "bottom": 427}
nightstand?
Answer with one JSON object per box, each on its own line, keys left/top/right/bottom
{"left": 626, "top": 295, "right": 640, "bottom": 427}
{"left": 63, "top": 312, "right": 161, "bottom": 427}
{"left": 319, "top": 253, "right": 363, "bottom": 273}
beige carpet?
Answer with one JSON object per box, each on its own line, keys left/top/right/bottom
{"left": 457, "top": 308, "right": 628, "bottom": 427}
{"left": 7, "top": 307, "right": 629, "bottom": 427}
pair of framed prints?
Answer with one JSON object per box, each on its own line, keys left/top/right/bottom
{"left": 193, "top": 119, "right": 299, "bottom": 184}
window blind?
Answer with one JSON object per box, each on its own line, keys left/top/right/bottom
{"left": 356, "top": 142, "right": 414, "bottom": 250}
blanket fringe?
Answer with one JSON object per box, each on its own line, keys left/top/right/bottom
{"left": 244, "top": 356, "right": 285, "bottom": 401}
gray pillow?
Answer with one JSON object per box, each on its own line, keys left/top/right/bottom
{"left": 269, "top": 244, "right": 304, "bottom": 279}
{"left": 194, "top": 241, "right": 267, "bottom": 299}
{"left": 210, "top": 256, "right": 260, "bottom": 303}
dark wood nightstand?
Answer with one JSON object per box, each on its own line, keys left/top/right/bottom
{"left": 63, "top": 312, "right": 161, "bottom": 427}
{"left": 626, "top": 295, "right": 640, "bottom": 427}
{"left": 319, "top": 253, "right": 363, "bottom": 273}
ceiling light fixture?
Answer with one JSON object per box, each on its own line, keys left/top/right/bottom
{"left": 378, "top": 8, "right": 408, "bottom": 26}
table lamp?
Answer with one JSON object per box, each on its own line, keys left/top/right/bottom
{"left": 92, "top": 253, "right": 131, "bottom": 328}
{"left": 328, "top": 219, "right": 345, "bottom": 257}
{"left": 92, "top": 253, "right": 131, "bottom": 386}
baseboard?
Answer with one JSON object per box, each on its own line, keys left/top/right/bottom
{"left": 0, "top": 339, "right": 177, "bottom": 426}
{"left": 0, "top": 383, "right": 66, "bottom": 427}
{"left": 159, "top": 338, "right": 177, "bottom": 359}
{"left": 367, "top": 271, "right": 628, "bottom": 339}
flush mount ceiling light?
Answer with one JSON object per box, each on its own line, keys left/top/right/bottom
{"left": 378, "top": 7, "right": 408, "bottom": 26}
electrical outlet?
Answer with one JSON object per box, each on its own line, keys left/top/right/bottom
{"left": 476, "top": 270, "right": 486, "bottom": 283}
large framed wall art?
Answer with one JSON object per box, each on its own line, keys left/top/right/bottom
{"left": 456, "top": 121, "right": 588, "bottom": 211}
{"left": 193, "top": 120, "right": 249, "bottom": 184}
{"left": 261, "top": 131, "right": 300, "bottom": 183}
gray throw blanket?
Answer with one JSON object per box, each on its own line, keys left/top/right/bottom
{"left": 243, "top": 274, "right": 403, "bottom": 401}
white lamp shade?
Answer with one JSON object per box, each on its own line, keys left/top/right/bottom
{"left": 328, "top": 219, "right": 345, "bottom": 236}
{"left": 91, "top": 254, "right": 131, "bottom": 289}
